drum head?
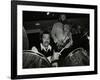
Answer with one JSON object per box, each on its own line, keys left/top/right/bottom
{"left": 63, "top": 48, "right": 89, "bottom": 66}
{"left": 23, "top": 50, "right": 51, "bottom": 68}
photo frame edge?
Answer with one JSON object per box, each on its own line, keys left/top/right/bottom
{"left": 11, "top": 0, "right": 98, "bottom": 79}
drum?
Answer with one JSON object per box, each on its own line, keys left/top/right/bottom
{"left": 23, "top": 50, "right": 51, "bottom": 68}
{"left": 62, "top": 48, "right": 89, "bottom": 66}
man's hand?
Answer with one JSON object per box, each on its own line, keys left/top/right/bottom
{"left": 53, "top": 52, "right": 60, "bottom": 60}
{"left": 52, "top": 62, "right": 58, "bottom": 67}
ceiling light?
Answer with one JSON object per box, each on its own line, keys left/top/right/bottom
{"left": 35, "top": 22, "right": 40, "bottom": 26}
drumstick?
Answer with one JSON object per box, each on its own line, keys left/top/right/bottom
{"left": 59, "top": 39, "right": 72, "bottom": 55}
{"left": 80, "top": 31, "right": 88, "bottom": 39}
{"left": 58, "top": 46, "right": 67, "bottom": 55}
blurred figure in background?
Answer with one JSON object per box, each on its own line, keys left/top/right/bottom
{"left": 51, "top": 14, "right": 73, "bottom": 51}
{"left": 51, "top": 14, "right": 73, "bottom": 67}
{"left": 71, "top": 25, "right": 89, "bottom": 56}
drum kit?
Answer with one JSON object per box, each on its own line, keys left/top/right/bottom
{"left": 23, "top": 27, "right": 89, "bottom": 68}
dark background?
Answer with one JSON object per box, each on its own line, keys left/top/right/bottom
{"left": 23, "top": 11, "right": 89, "bottom": 50}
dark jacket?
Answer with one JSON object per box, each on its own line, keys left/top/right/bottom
{"left": 32, "top": 43, "right": 53, "bottom": 57}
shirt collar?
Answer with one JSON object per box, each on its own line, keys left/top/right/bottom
{"left": 40, "top": 43, "right": 52, "bottom": 51}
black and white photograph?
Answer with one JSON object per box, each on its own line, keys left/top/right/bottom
{"left": 11, "top": 1, "right": 97, "bottom": 79}
{"left": 23, "top": 11, "right": 90, "bottom": 68}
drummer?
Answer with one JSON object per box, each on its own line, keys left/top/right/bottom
{"left": 50, "top": 14, "right": 73, "bottom": 66}
{"left": 32, "top": 31, "right": 53, "bottom": 63}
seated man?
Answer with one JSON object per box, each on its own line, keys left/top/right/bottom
{"left": 32, "top": 31, "right": 53, "bottom": 63}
